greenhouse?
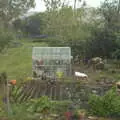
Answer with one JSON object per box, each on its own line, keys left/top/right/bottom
{"left": 32, "top": 47, "right": 72, "bottom": 79}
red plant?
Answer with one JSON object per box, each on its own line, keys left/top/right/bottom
{"left": 64, "top": 111, "right": 73, "bottom": 120}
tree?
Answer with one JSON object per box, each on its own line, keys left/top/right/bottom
{"left": 13, "top": 13, "right": 45, "bottom": 36}
{"left": 43, "top": 0, "right": 68, "bottom": 11}
{"left": 0, "top": 27, "right": 14, "bottom": 52}
{"left": 0, "top": 0, "right": 35, "bottom": 52}
{"left": 42, "top": 0, "right": 100, "bottom": 57}
{"left": 100, "top": 0, "right": 120, "bottom": 58}
{"left": 0, "top": 0, "right": 35, "bottom": 27}
{"left": 86, "top": 0, "right": 120, "bottom": 58}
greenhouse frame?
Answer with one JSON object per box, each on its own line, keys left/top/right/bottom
{"left": 32, "top": 47, "right": 72, "bottom": 79}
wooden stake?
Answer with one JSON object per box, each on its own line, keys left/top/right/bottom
{"left": 6, "top": 79, "right": 10, "bottom": 115}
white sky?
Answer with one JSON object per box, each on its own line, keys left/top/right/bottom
{"left": 31, "top": 0, "right": 104, "bottom": 12}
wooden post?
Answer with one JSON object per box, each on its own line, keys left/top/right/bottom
{"left": 60, "top": 84, "right": 62, "bottom": 100}
{"left": 116, "top": 82, "right": 120, "bottom": 95}
{"left": 6, "top": 79, "right": 11, "bottom": 115}
{"left": 50, "top": 86, "right": 53, "bottom": 99}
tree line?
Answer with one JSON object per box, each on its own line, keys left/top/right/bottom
{"left": 0, "top": 0, "right": 120, "bottom": 59}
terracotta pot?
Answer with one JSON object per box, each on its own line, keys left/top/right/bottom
{"left": 9, "top": 80, "right": 16, "bottom": 85}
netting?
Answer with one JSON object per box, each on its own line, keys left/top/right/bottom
{"left": 32, "top": 47, "right": 72, "bottom": 79}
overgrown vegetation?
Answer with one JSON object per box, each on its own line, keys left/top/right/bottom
{"left": 0, "top": 96, "right": 72, "bottom": 120}
{"left": 88, "top": 88, "right": 120, "bottom": 118}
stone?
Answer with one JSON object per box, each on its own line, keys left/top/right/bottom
{"left": 88, "top": 116, "right": 98, "bottom": 120}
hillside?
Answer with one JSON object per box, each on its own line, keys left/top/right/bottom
{"left": 0, "top": 40, "right": 47, "bottom": 80}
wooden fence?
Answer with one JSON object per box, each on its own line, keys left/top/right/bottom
{"left": 11, "top": 80, "right": 113, "bottom": 106}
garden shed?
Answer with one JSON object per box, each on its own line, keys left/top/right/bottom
{"left": 32, "top": 47, "right": 72, "bottom": 79}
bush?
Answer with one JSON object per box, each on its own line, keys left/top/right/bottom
{"left": 112, "top": 49, "right": 120, "bottom": 59}
{"left": 0, "top": 28, "right": 14, "bottom": 52}
{"left": 27, "top": 97, "right": 72, "bottom": 114}
{"left": 0, "top": 96, "right": 7, "bottom": 117}
{"left": 0, "top": 72, "right": 7, "bottom": 84}
{"left": 88, "top": 88, "right": 120, "bottom": 117}
{"left": 10, "top": 96, "right": 52, "bottom": 120}
{"left": 51, "top": 100, "right": 72, "bottom": 114}
{"left": 26, "top": 96, "right": 51, "bottom": 113}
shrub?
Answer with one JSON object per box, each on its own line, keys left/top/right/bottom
{"left": 0, "top": 72, "right": 7, "bottom": 84}
{"left": 0, "top": 28, "right": 14, "bottom": 52}
{"left": 0, "top": 96, "right": 7, "bottom": 117}
{"left": 51, "top": 100, "right": 72, "bottom": 114}
{"left": 88, "top": 88, "right": 120, "bottom": 117}
{"left": 26, "top": 96, "right": 51, "bottom": 113}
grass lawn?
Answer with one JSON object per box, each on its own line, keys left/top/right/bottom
{"left": 0, "top": 40, "right": 47, "bottom": 81}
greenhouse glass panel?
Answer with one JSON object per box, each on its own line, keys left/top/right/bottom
{"left": 32, "top": 47, "right": 72, "bottom": 79}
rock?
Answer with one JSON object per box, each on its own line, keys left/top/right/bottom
{"left": 91, "top": 57, "right": 102, "bottom": 64}
{"left": 88, "top": 116, "right": 98, "bottom": 120}
{"left": 92, "top": 90, "right": 97, "bottom": 94}
{"left": 96, "top": 61, "right": 104, "bottom": 70}
{"left": 79, "top": 113, "right": 85, "bottom": 120}
{"left": 50, "top": 114, "right": 59, "bottom": 118}
{"left": 88, "top": 57, "right": 105, "bottom": 71}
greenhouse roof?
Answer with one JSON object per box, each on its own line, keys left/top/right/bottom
{"left": 32, "top": 47, "right": 71, "bottom": 59}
